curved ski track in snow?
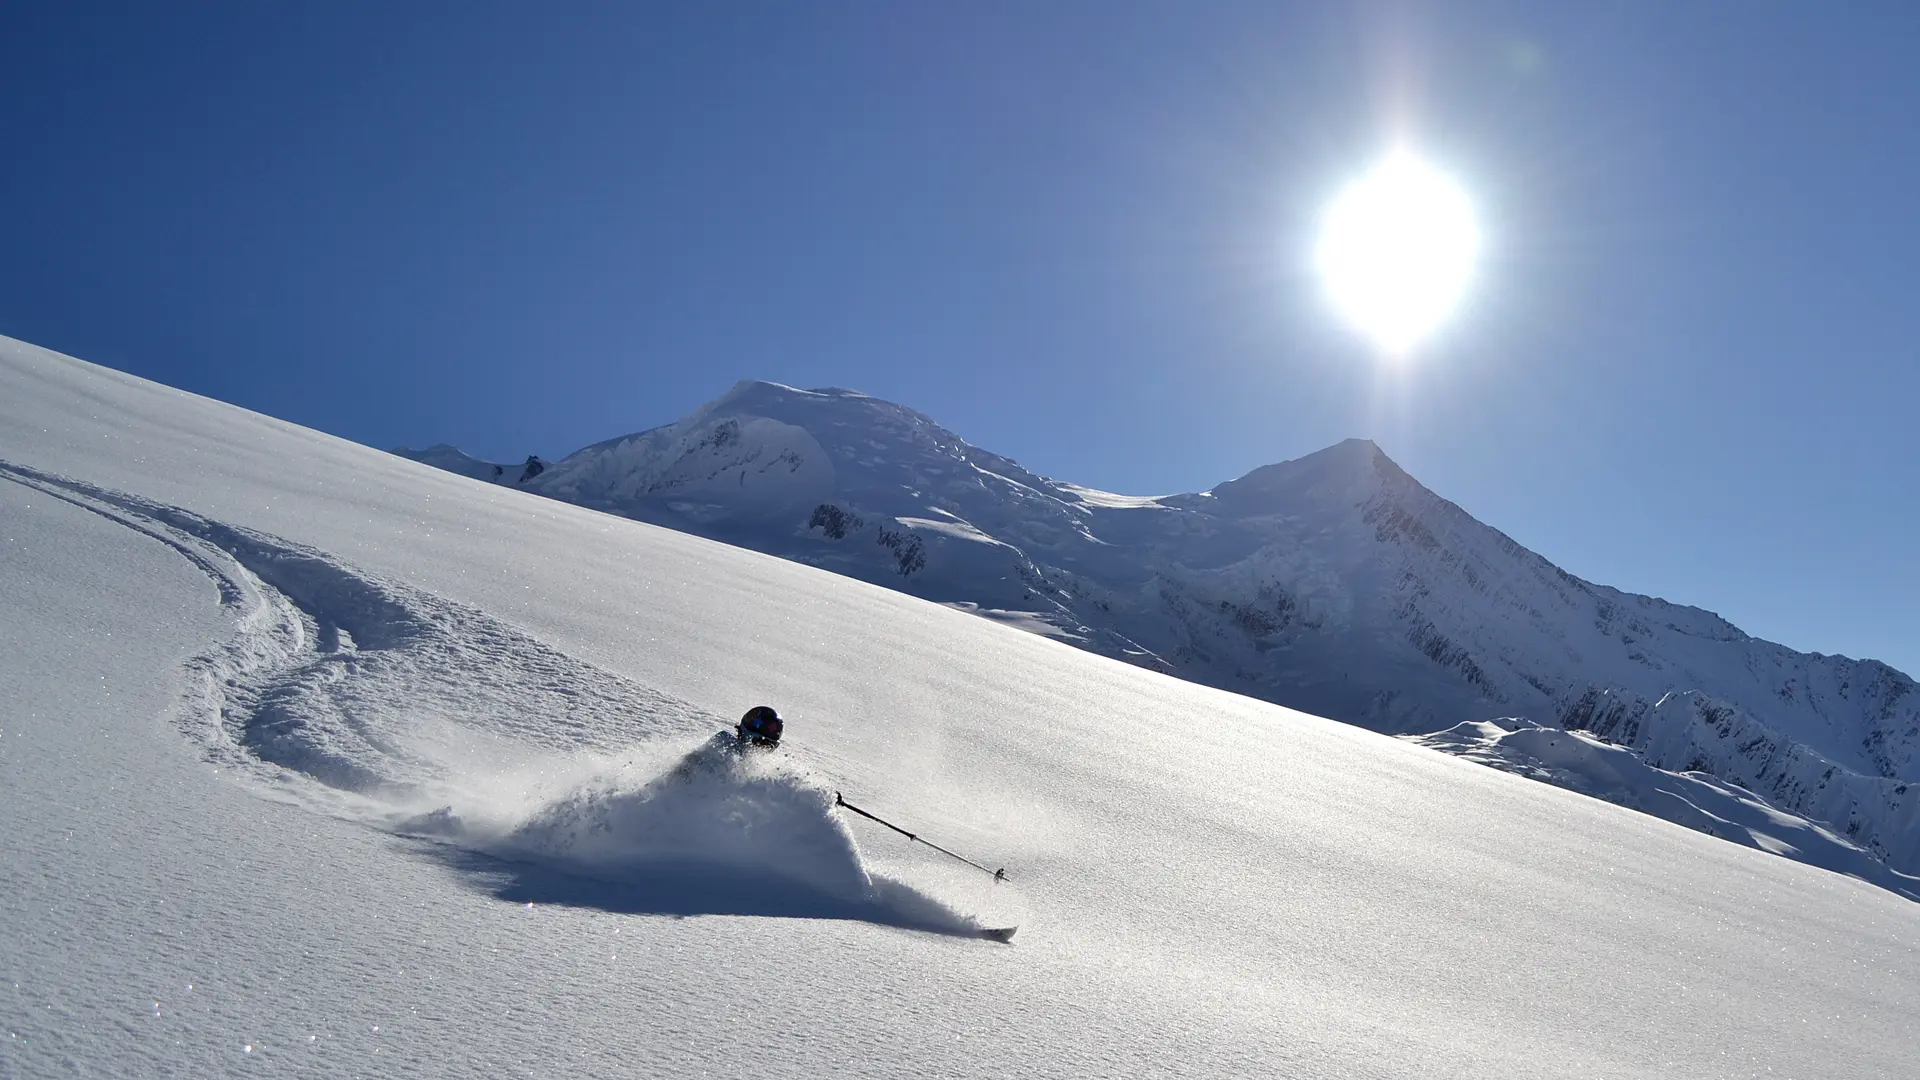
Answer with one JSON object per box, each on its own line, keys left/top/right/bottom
{"left": 0, "top": 460, "right": 983, "bottom": 936}
{"left": 0, "top": 460, "right": 710, "bottom": 792}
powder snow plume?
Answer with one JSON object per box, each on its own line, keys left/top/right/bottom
{"left": 397, "top": 736, "right": 988, "bottom": 935}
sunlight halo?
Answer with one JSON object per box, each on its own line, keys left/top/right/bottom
{"left": 1313, "top": 152, "right": 1480, "bottom": 357}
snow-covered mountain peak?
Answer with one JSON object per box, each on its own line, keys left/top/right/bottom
{"left": 673, "top": 379, "right": 972, "bottom": 473}
{"left": 1204, "top": 436, "right": 1414, "bottom": 516}
{"left": 507, "top": 379, "right": 1057, "bottom": 537}
{"left": 707, "top": 379, "right": 886, "bottom": 412}
{"left": 701, "top": 379, "right": 933, "bottom": 425}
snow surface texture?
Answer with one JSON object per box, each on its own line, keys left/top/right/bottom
{"left": 399, "top": 380, "right": 1920, "bottom": 887}
{"left": 10, "top": 334, "right": 1920, "bottom": 1078}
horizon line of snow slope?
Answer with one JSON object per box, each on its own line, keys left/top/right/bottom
{"left": 9, "top": 334, "right": 1920, "bottom": 1078}
{"left": 397, "top": 378, "right": 1920, "bottom": 881}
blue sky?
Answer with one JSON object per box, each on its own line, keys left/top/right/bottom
{"left": 3, "top": 2, "right": 1916, "bottom": 674}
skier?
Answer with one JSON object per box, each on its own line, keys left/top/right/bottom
{"left": 736, "top": 705, "right": 784, "bottom": 749}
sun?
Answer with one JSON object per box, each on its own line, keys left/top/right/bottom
{"left": 1313, "top": 151, "right": 1480, "bottom": 356}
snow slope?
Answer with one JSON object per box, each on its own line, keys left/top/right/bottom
{"left": 10, "top": 335, "right": 1920, "bottom": 1078}
{"left": 400, "top": 380, "right": 1920, "bottom": 886}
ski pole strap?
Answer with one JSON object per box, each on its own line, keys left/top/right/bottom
{"left": 834, "top": 792, "right": 1010, "bottom": 883}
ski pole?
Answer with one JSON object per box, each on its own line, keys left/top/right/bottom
{"left": 834, "top": 792, "right": 1008, "bottom": 883}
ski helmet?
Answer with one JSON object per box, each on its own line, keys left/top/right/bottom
{"left": 738, "top": 705, "right": 783, "bottom": 747}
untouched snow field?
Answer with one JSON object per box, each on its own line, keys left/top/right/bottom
{"left": 4, "top": 335, "right": 1919, "bottom": 1078}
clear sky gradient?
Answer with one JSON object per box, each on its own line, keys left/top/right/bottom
{"left": 3, "top": 2, "right": 1915, "bottom": 674}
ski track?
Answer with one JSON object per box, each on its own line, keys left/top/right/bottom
{"left": 0, "top": 459, "right": 982, "bottom": 937}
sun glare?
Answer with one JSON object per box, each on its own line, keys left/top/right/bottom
{"left": 1313, "top": 152, "right": 1480, "bottom": 357}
